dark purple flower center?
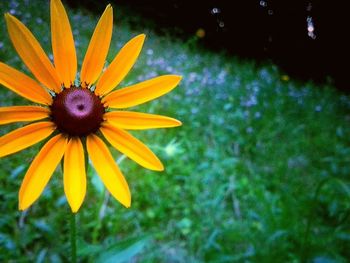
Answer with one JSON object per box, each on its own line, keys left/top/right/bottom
{"left": 51, "top": 87, "right": 105, "bottom": 136}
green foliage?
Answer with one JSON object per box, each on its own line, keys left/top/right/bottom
{"left": 1, "top": 0, "right": 350, "bottom": 262}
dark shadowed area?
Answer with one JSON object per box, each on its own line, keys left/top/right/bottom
{"left": 66, "top": 0, "right": 349, "bottom": 90}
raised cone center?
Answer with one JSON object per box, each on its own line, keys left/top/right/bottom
{"left": 51, "top": 87, "right": 105, "bottom": 136}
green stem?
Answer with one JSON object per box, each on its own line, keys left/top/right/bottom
{"left": 70, "top": 213, "right": 77, "bottom": 263}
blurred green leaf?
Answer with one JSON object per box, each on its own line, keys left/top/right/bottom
{"left": 35, "top": 249, "right": 47, "bottom": 263}
{"left": 77, "top": 241, "right": 101, "bottom": 258}
{"left": 95, "top": 236, "right": 151, "bottom": 263}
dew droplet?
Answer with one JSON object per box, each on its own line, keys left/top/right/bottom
{"left": 211, "top": 7, "right": 221, "bottom": 15}
{"left": 260, "top": 0, "right": 267, "bottom": 7}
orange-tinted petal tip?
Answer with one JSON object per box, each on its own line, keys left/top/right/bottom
{"left": 95, "top": 33, "right": 146, "bottom": 96}
{"left": 87, "top": 134, "right": 131, "bottom": 207}
{"left": 103, "top": 75, "right": 182, "bottom": 109}
{"left": 19, "top": 134, "right": 67, "bottom": 210}
{"left": 80, "top": 3, "right": 113, "bottom": 86}
{"left": 5, "top": 13, "right": 61, "bottom": 92}
{"left": 64, "top": 137, "right": 86, "bottom": 212}
{"left": 104, "top": 111, "right": 182, "bottom": 130}
{"left": 100, "top": 123, "right": 164, "bottom": 171}
{"left": 51, "top": 0, "right": 77, "bottom": 87}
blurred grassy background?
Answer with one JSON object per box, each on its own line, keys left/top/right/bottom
{"left": 1, "top": 0, "right": 350, "bottom": 262}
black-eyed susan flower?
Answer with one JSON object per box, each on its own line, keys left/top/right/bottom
{"left": 0, "top": 0, "right": 181, "bottom": 213}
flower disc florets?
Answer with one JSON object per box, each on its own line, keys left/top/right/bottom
{"left": 51, "top": 87, "right": 105, "bottom": 136}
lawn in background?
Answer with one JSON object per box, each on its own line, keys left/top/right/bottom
{"left": 0, "top": 1, "right": 349, "bottom": 262}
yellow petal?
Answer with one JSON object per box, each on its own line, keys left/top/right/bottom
{"left": 95, "top": 34, "right": 145, "bottom": 96}
{"left": 0, "top": 62, "right": 52, "bottom": 105}
{"left": 0, "top": 122, "right": 55, "bottom": 158}
{"left": 87, "top": 134, "right": 130, "bottom": 207}
{"left": 104, "top": 111, "right": 182, "bottom": 130}
{"left": 102, "top": 75, "right": 182, "bottom": 108}
{"left": 5, "top": 14, "right": 61, "bottom": 93}
{"left": 51, "top": 0, "right": 77, "bottom": 87}
{"left": 19, "top": 134, "right": 67, "bottom": 210}
{"left": 80, "top": 5, "right": 113, "bottom": 87}
{"left": 64, "top": 137, "right": 86, "bottom": 213}
{"left": 100, "top": 122, "right": 163, "bottom": 171}
{"left": 0, "top": 106, "right": 50, "bottom": 125}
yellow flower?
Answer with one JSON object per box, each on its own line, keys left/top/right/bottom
{"left": 281, "top": 75, "right": 290, "bottom": 81}
{"left": 0, "top": 0, "right": 181, "bottom": 213}
{"left": 195, "top": 28, "right": 206, "bottom": 38}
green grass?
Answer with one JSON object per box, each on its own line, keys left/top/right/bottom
{"left": 1, "top": 0, "right": 350, "bottom": 262}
